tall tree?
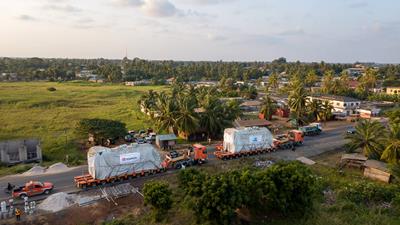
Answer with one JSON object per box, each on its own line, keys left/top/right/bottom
{"left": 175, "top": 99, "right": 199, "bottom": 139}
{"left": 345, "top": 120, "right": 386, "bottom": 159}
{"left": 307, "top": 99, "right": 323, "bottom": 121}
{"left": 260, "top": 94, "right": 277, "bottom": 120}
{"left": 321, "top": 70, "right": 335, "bottom": 94}
{"left": 268, "top": 72, "right": 279, "bottom": 90}
{"left": 288, "top": 80, "right": 308, "bottom": 126}
{"left": 305, "top": 70, "right": 319, "bottom": 88}
{"left": 381, "top": 123, "right": 400, "bottom": 163}
{"left": 320, "top": 100, "right": 334, "bottom": 122}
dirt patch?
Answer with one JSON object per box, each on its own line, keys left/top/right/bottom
{"left": 15, "top": 194, "right": 146, "bottom": 225}
{"left": 23, "top": 166, "right": 46, "bottom": 175}
{"left": 46, "top": 163, "right": 68, "bottom": 174}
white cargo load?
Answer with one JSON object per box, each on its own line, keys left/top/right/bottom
{"left": 223, "top": 127, "right": 274, "bottom": 153}
{"left": 87, "top": 143, "right": 162, "bottom": 180}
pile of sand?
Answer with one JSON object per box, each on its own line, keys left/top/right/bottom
{"left": 38, "top": 192, "right": 77, "bottom": 212}
{"left": 23, "top": 166, "right": 46, "bottom": 175}
{"left": 46, "top": 162, "right": 68, "bottom": 173}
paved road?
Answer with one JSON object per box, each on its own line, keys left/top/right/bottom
{"left": 0, "top": 121, "right": 351, "bottom": 202}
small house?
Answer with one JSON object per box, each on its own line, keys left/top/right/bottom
{"left": 340, "top": 153, "right": 367, "bottom": 168}
{"left": 156, "top": 134, "right": 177, "bottom": 150}
{"left": 363, "top": 160, "right": 391, "bottom": 183}
{"left": 0, "top": 139, "right": 42, "bottom": 165}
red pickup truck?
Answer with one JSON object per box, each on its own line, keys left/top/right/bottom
{"left": 11, "top": 181, "right": 54, "bottom": 199}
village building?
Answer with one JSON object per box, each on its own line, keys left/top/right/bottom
{"left": 155, "top": 134, "right": 177, "bottom": 150}
{"left": 0, "top": 139, "right": 42, "bottom": 165}
{"left": 125, "top": 80, "right": 151, "bottom": 86}
{"left": 240, "top": 100, "right": 262, "bottom": 112}
{"left": 307, "top": 94, "right": 361, "bottom": 116}
{"left": 386, "top": 86, "right": 400, "bottom": 95}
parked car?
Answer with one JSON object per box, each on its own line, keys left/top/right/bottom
{"left": 136, "top": 138, "right": 145, "bottom": 144}
{"left": 346, "top": 127, "right": 356, "bottom": 134}
{"left": 124, "top": 134, "right": 133, "bottom": 142}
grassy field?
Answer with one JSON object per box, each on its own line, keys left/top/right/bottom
{"left": 0, "top": 81, "right": 167, "bottom": 166}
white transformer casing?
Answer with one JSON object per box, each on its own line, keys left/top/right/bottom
{"left": 87, "top": 143, "right": 162, "bottom": 180}
{"left": 223, "top": 127, "right": 274, "bottom": 154}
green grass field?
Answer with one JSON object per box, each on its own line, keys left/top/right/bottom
{"left": 0, "top": 81, "right": 167, "bottom": 165}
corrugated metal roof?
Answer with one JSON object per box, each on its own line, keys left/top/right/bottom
{"left": 234, "top": 119, "right": 272, "bottom": 128}
{"left": 156, "top": 134, "right": 177, "bottom": 141}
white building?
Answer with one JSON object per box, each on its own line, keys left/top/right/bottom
{"left": 307, "top": 95, "right": 361, "bottom": 116}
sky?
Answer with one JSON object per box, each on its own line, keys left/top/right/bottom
{"left": 0, "top": 0, "right": 399, "bottom": 63}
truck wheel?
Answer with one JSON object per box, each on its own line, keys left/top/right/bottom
{"left": 19, "top": 194, "right": 27, "bottom": 199}
{"left": 44, "top": 190, "right": 50, "bottom": 195}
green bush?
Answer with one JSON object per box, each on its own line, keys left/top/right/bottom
{"left": 338, "top": 182, "right": 399, "bottom": 204}
{"left": 178, "top": 161, "right": 319, "bottom": 224}
{"left": 143, "top": 181, "right": 173, "bottom": 222}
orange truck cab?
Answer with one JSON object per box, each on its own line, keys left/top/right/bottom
{"left": 162, "top": 144, "right": 208, "bottom": 169}
{"left": 12, "top": 181, "right": 54, "bottom": 199}
{"left": 192, "top": 144, "right": 208, "bottom": 161}
{"left": 288, "top": 130, "right": 304, "bottom": 144}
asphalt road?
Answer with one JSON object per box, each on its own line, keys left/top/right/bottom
{"left": 0, "top": 121, "right": 351, "bottom": 202}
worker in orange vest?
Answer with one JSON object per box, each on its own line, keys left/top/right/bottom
{"left": 15, "top": 208, "right": 22, "bottom": 221}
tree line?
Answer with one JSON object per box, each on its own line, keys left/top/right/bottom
{"left": 1, "top": 57, "right": 399, "bottom": 86}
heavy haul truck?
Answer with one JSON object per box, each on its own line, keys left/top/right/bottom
{"left": 299, "top": 123, "right": 322, "bottom": 136}
{"left": 214, "top": 127, "right": 304, "bottom": 160}
{"left": 74, "top": 143, "right": 207, "bottom": 189}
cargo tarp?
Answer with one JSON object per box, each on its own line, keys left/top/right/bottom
{"left": 223, "top": 127, "right": 273, "bottom": 153}
{"left": 87, "top": 143, "right": 162, "bottom": 179}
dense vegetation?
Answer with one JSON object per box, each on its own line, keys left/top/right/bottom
{"left": 1, "top": 57, "right": 400, "bottom": 86}
{"left": 105, "top": 161, "right": 400, "bottom": 225}
{"left": 139, "top": 84, "right": 242, "bottom": 139}
{"left": 345, "top": 108, "right": 400, "bottom": 180}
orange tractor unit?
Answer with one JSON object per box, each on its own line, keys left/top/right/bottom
{"left": 273, "top": 130, "right": 304, "bottom": 149}
{"left": 162, "top": 144, "right": 208, "bottom": 169}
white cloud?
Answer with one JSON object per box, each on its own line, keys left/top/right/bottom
{"left": 277, "top": 27, "right": 305, "bottom": 36}
{"left": 182, "top": 0, "right": 236, "bottom": 5}
{"left": 112, "top": 0, "right": 144, "bottom": 7}
{"left": 43, "top": 4, "right": 82, "bottom": 13}
{"left": 207, "top": 33, "right": 227, "bottom": 41}
{"left": 141, "top": 0, "right": 179, "bottom": 17}
{"left": 17, "top": 14, "right": 38, "bottom": 21}
{"left": 113, "top": 0, "right": 181, "bottom": 17}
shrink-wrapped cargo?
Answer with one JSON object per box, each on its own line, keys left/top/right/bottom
{"left": 223, "top": 127, "right": 273, "bottom": 153}
{"left": 87, "top": 143, "right": 162, "bottom": 179}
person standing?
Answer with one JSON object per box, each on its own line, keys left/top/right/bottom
{"left": 15, "top": 208, "right": 21, "bottom": 221}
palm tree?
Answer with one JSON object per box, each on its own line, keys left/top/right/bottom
{"left": 259, "top": 95, "right": 277, "bottom": 120}
{"left": 381, "top": 123, "right": 400, "bottom": 163}
{"left": 200, "top": 95, "right": 227, "bottom": 138}
{"left": 307, "top": 99, "right": 323, "bottom": 121}
{"left": 288, "top": 80, "right": 308, "bottom": 126}
{"left": 345, "top": 119, "right": 386, "bottom": 159}
{"left": 175, "top": 99, "right": 199, "bottom": 139}
{"left": 155, "top": 95, "right": 178, "bottom": 134}
{"left": 305, "top": 70, "right": 319, "bottom": 89}
{"left": 321, "top": 70, "right": 334, "bottom": 94}
{"left": 268, "top": 72, "right": 279, "bottom": 90}
{"left": 138, "top": 90, "right": 158, "bottom": 118}
{"left": 320, "top": 100, "right": 333, "bottom": 122}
